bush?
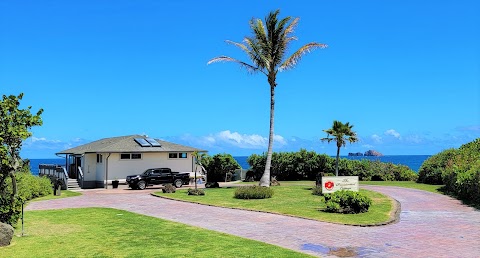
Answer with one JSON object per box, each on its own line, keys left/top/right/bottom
{"left": 0, "top": 172, "right": 53, "bottom": 226}
{"left": 234, "top": 186, "right": 274, "bottom": 199}
{"left": 247, "top": 150, "right": 417, "bottom": 182}
{"left": 417, "top": 149, "right": 456, "bottom": 184}
{"left": 323, "top": 190, "right": 372, "bottom": 214}
{"left": 162, "top": 184, "right": 176, "bottom": 193}
{"left": 187, "top": 188, "right": 205, "bottom": 196}
{"left": 312, "top": 186, "right": 323, "bottom": 196}
{"left": 442, "top": 139, "right": 480, "bottom": 205}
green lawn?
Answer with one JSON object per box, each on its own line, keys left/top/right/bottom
{"left": 360, "top": 181, "right": 444, "bottom": 194}
{"left": 30, "top": 190, "right": 82, "bottom": 202}
{"left": 2, "top": 208, "right": 312, "bottom": 258}
{"left": 155, "top": 183, "right": 394, "bottom": 225}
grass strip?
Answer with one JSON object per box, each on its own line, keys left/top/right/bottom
{"left": 2, "top": 208, "right": 313, "bottom": 258}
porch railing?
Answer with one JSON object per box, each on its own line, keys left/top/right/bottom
{"left": 78, "top": 166, "right": 84, "bottom": 188}
{"left": 38, "top": 164, "right": 68, "bottom": 190}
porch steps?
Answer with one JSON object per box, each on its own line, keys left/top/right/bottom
{"left": 67, "top": 178, "right": 82, "bottom": 191}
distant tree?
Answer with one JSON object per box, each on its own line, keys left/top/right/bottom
{"left": 0, "top": 93, "right": 43, "bottom": 225}
{"left": 205, "top": 153, "right": 240, "bottom": 183}
{"left": 321, "top": 121, "right": 358, "bottom": 176}
{"left": 208, "top": 10, "right": 327, "bottom": 187}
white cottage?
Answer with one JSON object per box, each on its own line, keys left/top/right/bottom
{"left": 56, "top": 135, "right": 207, "bottom": 189}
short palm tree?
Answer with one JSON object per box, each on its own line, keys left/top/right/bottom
{"left": 208, "top": 10, "right": 327, "bottom": 186}
{"left": 321, "top": 120, "right": 358, "bottom": 176}
{"left": 192, "top": 151, "right": 207, "bottom": 190}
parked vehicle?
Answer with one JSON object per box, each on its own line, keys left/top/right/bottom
{"left": 126, "top": 168, "right": 190, "bottom": 190}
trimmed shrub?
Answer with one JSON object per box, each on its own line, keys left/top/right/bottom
{"left": 234, "top": 186, "right": 274, "bottom": 199}
{"left": 187, "top": 188, "right": 205, "bottom": 196}
{"left": 323, "top": 190, "right": 372, "bottom": 214}
{"left": 162, "top": 184, "right": 176, "bottom": 193}
{"left": 312, "top": 186, "right": 323, "bottom": 196}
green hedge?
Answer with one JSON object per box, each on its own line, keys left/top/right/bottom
{"left": 442, "top": 139, "right": 480, "bottom": 205}
{"left": 417, "top": 148, "right": 456, "bottom": 184}
{"left": 0, "top": 172, "right": 53, "bottom": 226}
{"left": 247, "top": 149, "right": 418, "bottom": 182}
{"left": 234, "top": 186, "right": 274, "bottom": 199}
{"left": 416, "top": 138, "right": 480, "bottom": 206}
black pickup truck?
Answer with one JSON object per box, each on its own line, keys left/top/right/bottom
{"left": 126, "top": 168, "right": 190, "bottom": 190}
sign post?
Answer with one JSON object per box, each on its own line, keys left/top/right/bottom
{"left": 322, "top": 176, "right": 359, "bottom": 194}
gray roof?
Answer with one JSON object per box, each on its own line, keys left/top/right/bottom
{"left": 56, "top": 135, "right": 207, "bottom": 155}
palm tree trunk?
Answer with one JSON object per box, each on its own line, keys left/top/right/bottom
{"left": 335, "top": 147, "right": 340, "bottom": 176}
{"left": 260, "top": 84, "right": 275, "bottom": 187}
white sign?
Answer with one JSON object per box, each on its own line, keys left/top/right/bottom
{"left": 322, "top": 176, "right": 359, "bottom": 193}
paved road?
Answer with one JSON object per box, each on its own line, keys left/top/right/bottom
{"left": 26, "top": 186, "right": 480, "bottom": 257}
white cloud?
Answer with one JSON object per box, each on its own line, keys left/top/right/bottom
{"left": 362, "top": 144, "right": 374, "bottom": 148}
{"left": 371, "top": 134, "right": 382, "bottom": 143}
{"left": 385, "top": 129, "right": 401, "bottom": 139}
{"left": 405, "top": 134, "right": 424, "bottom": 144}
{"left": 215, "top": 130, "right": 286, "bottom": 149}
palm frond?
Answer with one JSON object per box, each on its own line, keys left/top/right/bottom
{"left": 207, "top": 56, "right": 261, "bottom": 74}
{"left": 283, "top": 17, "right": 299, "bottom": 37}
{"left": 225, "top": 40, "right": 251, "bottom": 55}
{"left": 279, "top": 42, "right": 328, "bottom": 71}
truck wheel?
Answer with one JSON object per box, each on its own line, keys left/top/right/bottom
{"left": 173, "top": 179, "right": 183, "bottom": 188}
{"left": 137, "top": 180, "right": 147, "bottom": 190}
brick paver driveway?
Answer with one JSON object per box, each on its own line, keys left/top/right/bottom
{"left": 27, "top": 186, "right": 480, "bottom": 257}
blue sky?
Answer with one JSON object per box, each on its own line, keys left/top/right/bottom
{"left": 1, "top": 0, "right": 479, "bottom": 158}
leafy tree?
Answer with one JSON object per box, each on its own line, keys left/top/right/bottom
{"left": 205, "top": 153, "right": 240, "bottom": 183}
{"left": 208, "top": 10, "right": 327, "bottom": 186}
{"left": 321, "top": 120, "right": 358, "bottom": 176}
{"left": 0, "top": 93, "right": 43, "bottom": 225}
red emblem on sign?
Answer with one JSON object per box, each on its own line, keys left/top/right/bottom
{"left": 324, "top": 181, "right": 335, "bottom": 190}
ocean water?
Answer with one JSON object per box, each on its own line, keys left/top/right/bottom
{"left": 27, "top": 155, "right": 430, "bottom": 176}
{"left": 29, "top": 158, "right": 64, "bottom": 176}
{"left": 233, "top": 155, "right": 430, "bottom": 172}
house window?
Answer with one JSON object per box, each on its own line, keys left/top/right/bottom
{"left": 120, "top": 153, "right": 143, "bottom": 160}
{"left": 96, "top": 154, "right": 103, "bottom": 163}
{"left": 169, "top": 152, "right": 187, "bottom": 159}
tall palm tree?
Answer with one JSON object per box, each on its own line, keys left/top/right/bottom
{"left": 208, "top": 10, "right": 327, "bottom": 187}
{"left": 321, "top": 120, "right": 358, "bottom": 176}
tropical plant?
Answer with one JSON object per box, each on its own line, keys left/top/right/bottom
{"left": 321, "top": 120, "right": 358, "bottom": 176}
{"left": 208, "top": 10, "right": 327, "bottom": 186}
{"left": 0, "top": 93, "right": 43, "bottom": 226}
